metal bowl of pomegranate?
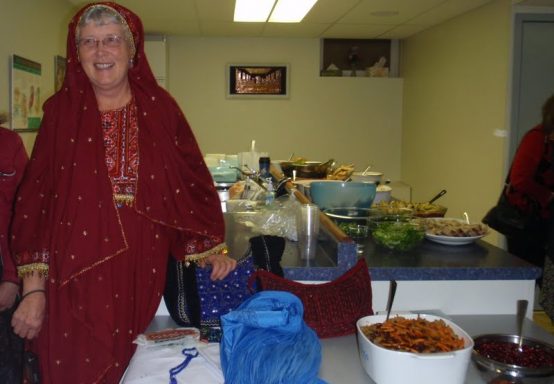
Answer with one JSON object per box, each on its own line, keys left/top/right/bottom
{"left": 472, "top": 334, "right": 554, "bottom": 383}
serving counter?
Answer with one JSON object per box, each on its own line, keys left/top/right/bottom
{"left": 220, "top": 207, "right": 541, "bottom": 319}
{"left": 122, "top": 313, "right": 554, "bottom": 384}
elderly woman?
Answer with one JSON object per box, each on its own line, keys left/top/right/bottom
{"left": 10, "top": 2, "right": 236, "bottom": 383}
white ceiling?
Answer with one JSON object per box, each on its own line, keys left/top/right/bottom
{"left": 66, "top": 0, "right": 554, "bottom": 39}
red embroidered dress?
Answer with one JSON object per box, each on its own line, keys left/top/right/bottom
{"left": 102, "top": 100, "right": 139, "bottom": 206}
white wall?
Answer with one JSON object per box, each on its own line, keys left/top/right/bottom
{"left": 167, "top": 37, "right": 404, "bottom": 180}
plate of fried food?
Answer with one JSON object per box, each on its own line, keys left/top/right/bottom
{"left": 423, "top": 218, "right": 489, "bottom": 246}
{"left": 374, "top": 200, "right": 447, "bottom": 218}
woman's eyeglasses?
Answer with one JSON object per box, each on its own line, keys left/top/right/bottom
{"left": 78, "top": 35, "right": 123, "bottom": 50}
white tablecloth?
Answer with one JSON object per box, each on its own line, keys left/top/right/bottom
{"left": 121, "top": 342, "right": 224, "bottom": 384}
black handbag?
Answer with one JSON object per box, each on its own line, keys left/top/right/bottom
{"left": 483, "top": 137, "right": 549, "bottom": 238}
{"left": 482, "top": 187, "right": 542, "bottom": 237}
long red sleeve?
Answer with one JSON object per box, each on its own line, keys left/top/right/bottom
{"left": 0, "top": 127, "right": 28, "bottom": 284}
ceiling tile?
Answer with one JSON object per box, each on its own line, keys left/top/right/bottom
{"left": 195, "top": 0, "right": 235, "bottom": 22}
{"left": 117, "top": 0, "right": 198, "bottom": 21}
{"left": 411, "top": 0, "right": 493, "bottom": 26}
{"left": 262, "top": 22, "right": 332, "bottom": 38}
{"left": 321, "top": 23, "right": 395, "bottom": 39}
{"left": 303, "top": 0, "right": 362, "bottom": 23}
{"left": 340, "top": 0, "right": 446, "bottom": 24}
{"left": 377, "top": 23, "right": 430, "bottom": 39}
{"left": 200, "top": 22, "right": 266, "bottom": 37}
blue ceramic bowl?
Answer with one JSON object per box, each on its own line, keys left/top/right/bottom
{"left": 309, "top": 181, "right": 377, "bottom": 210}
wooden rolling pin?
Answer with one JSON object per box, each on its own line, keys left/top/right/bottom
{"left": 270, "top": 164, "right": 350, "bottom": 243}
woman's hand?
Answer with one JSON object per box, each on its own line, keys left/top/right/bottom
{"left": 12, "top": 290, "right": 46, "bottom": 339}
{"left": 202, "top": 253, "right": 237, "bottom": 281}
{"left": 0, "top": 282, "right": 19, "bottom": 311}
{"left": 12, "top": 274, "right": 47, "bottom": 340}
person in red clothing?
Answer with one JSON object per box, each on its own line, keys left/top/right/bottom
{"left": 505, "top": 95, "right": 554, "bottom": 270}
{"left": 10, "top": 3, "right": 236, "bottom": 383}
{"left": 0, "top": 124, "right": 28, "bottom": 383}
{"left": 505, "top": 95, "right": 554, "bottom": 322}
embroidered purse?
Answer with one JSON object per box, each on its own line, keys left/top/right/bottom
{"left": 163, "top": 235, "right": 285, "bottom": 338}
{"left": 251, "top": 258, "right": 374, "bottom": 338}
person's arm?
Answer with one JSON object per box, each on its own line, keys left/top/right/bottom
{"left": 0, "top": 131, "right": 28, "bottom": 311}
{"left": 1, "top": 132, "right": 29, "bottom": 285}
{"left": 171, "top": 238, "right": 237, "bottom": 281}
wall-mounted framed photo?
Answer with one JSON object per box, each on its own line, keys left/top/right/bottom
{"left": 226, "top": 64, "right": 289, "bottom": 99}
{"left": 10, "top": 54, "right": 43, "bottom": 131}
{"left": 54, "top": 55, "right": 66, "bottom": 92}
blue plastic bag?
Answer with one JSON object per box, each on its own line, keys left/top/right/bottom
{"left": 220, "top": 291, "right": 327, "bottom": 384}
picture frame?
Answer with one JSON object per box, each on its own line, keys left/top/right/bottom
{"left": 10, "top": 54, "right": 42, "bottom": 131}
{"left": 54, "top": 55, "right": 66, "bottom": 92}
{"left": 226, "top": 64, "right": 289, "bottom": 99}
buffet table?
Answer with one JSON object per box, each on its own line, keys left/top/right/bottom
{"left": 220, "top": 210, "right": 541, "bottom": 319}
{"left": 122, "top": 313, "right": 554, "bottom": 384}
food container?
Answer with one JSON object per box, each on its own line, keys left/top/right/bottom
{"left": 356, "top": 314, "right": 474, "bottom": 384}
{"left": 309, "top": 181, "right": 376, "bottom": 210}
{"left": 279, "top": 159, "right": 335, "bottom": 179}
{"left": 374, "top": 200, "right": 447, "bottom": 218}
{"left": 323, "top": 207, "right": 376, "bottom": 240}
{"left": 472, "top": 334, "right": 554, "bottom": 384}
{"left": 350, "top": 171, "right": 383, "bottom": 183}
{"left": 373, "top": 184, "right": 392, "bottom": 204}
{"left": 369, "top": 213, "right": 425, "bottom": 251}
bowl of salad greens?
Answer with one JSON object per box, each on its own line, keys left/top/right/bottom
{"left": 369, "top": 214, "right": 425, "bottom": 252}
{"left": 323, "top": 207, "right": 376, "bottom": 240}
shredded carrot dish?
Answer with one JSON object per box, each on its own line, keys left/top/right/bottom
{"left": 360, "top": 316, "right": 465, "bottom": 353}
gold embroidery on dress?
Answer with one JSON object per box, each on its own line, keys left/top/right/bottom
{"left": 17, "top": 263, "right": 49, "bottom": 278}
{"left": 114, "top": 193, "right": 135, "bottom": 206}
{"left": 184, "top": 243, "right": 228, "bottom": 267}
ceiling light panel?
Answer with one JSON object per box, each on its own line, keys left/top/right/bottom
{"left": 269, "top": 0, "right": 318, "bottom": 23}
{"left": 234, "top": 0, "right": 276, "bottom": 22}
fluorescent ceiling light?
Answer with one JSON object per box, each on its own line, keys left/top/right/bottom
{"left": 268, "top": 0, "right": 317, "bottom": 23}
{"left": 233, "top": 0, "right": 318, "bottom": 23}
{"left": 234, "top": 0, "right": 276, "bottom": 22}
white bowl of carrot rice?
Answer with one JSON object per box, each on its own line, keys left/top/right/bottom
{"left": 356, "top": 314, "right": 474, "bottom": 384}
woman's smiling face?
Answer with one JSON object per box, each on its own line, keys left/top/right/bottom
{"left": 77, "top": 22, "right": 132, "bottom": 94}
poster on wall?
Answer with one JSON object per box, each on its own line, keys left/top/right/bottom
{"left": 10, "top": 54, "right": 43, "bottom": 131}
{"left": 54, "top": 55, "right": 66, "bottom": 92}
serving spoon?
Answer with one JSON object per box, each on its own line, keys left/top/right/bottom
{"left": 428, "top": 189, "right": 447, "bottom": 204}
{"left": 385, "top": 280, "right": 398, "bottom": 321}
{"left": 516, "top": 299, "right": 528, "bottom": 352}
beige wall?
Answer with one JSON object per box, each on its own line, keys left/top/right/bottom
{"left": 1, "top": 1, "right": 517, "bottom": 245}
{"left": 0, "top": 0, "right": 72, "bottom": 154}
{"left": 166, "top": 37, "right": 404, "bottom": 179}
{"left": 401, "top": 0, "right": 512, "bottom": 245}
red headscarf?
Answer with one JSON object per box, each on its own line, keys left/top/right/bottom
{"left": 12, "top": 2, "right": 224, "bottom": 286}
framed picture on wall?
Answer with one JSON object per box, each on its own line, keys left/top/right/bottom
{"left": 226, "top": 64, "right": 289, "bottom": 98}
{"left": 54, "top": 55, "right": 66, "bottom": 92}
{"left": 10, "top": 54, "right": 43, "bottom": 131}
